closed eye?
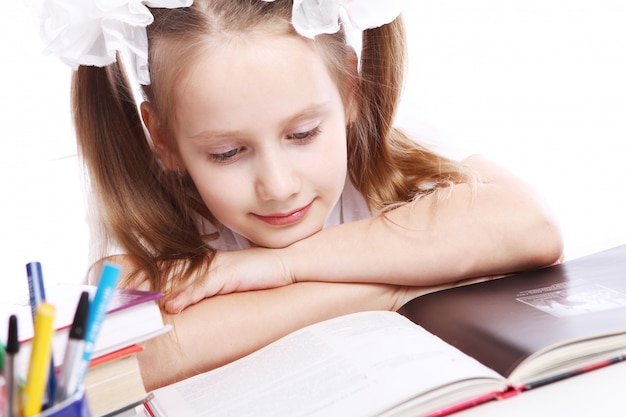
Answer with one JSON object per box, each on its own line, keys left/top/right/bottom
{"left": 287, "top": 126, "right": 321, "bottom": 142}
{"left": 209, "top": 146, "right": 244, "bottom": 162}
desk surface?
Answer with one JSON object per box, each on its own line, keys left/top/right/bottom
{"left": 456, "top": 359, "right": 626, "bottom": 416}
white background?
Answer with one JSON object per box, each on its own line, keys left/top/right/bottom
{"left": 2, "top": 1, "right": 625, "bottom": 304}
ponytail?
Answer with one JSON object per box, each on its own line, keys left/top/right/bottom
{"left": 348, "top": 16, "right": 474, "bottom": 211}
{"left": 72, "top": 59, "right": 214, "bottom": 292}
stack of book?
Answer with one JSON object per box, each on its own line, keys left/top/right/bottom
{"left": 84, "top": 344, "right": 147, "bottom": 416}
{"left": 1, "top": 284, "right": 171, "bottom": 416}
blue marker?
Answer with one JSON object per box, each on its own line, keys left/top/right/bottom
{"left": 26, "top": 262, "right": 58, "bottom": 409}
{"left": 76, "top": 263, "right": 122, "bottom": 385}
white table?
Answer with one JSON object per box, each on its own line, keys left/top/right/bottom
{"left": 455, "top": 359, "right": 626, "bottom": 416}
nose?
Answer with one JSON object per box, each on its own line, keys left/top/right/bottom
{"left": 254, "top": 151, "right": 300, "bottom": 201}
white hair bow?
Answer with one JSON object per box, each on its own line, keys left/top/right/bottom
{"left": 289, "top": 0, "right": 403, "bottom": 39}
{"left": 27, "top": 0, "right": 192, "bottom": 85}
{"left": 28, "top": 0, "right": 401, "bottom": 85}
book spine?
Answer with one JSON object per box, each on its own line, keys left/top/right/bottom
{"left": 89, "top": 344, "right": 144, "bottom": 368}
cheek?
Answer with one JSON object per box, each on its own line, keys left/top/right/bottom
{"left": 177, "top": 146, "right": 246, "bottom": 217}
{"left": 317, "top": 126, "right": 348, "bottom": 180}
{"left": 191, "top": 170, "right": 247, "bottom": 221}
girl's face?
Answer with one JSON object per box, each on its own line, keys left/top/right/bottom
{"left": 168, "top": 34, "right": 350, "bottom": 248}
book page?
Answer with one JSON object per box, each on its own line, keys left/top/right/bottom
{"left": 149, "top": 311, "right": 504, "bottom": 417}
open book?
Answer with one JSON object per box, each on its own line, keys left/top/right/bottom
{"left": 145, "top": 244, "right": 626, "bottom": 417}
{"left": 398, "top": 243, "right": 626, "bottom": 393}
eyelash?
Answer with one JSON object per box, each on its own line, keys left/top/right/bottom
{"left": 209, "top": 147, "right": 244, "bottom": 163}
{"left": 287, "top": 126, "right": 321, "bottom": 142}
{"left": 208, "top": 126, "right": 322, "bottom": 162}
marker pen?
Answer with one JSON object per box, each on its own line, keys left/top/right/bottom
{"left": 56, "top": 291, "right": 90, "bottom": 403}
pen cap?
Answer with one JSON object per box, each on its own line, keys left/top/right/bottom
{"left": 23, "top": 303, "right": 56, "bottom": 417}
{"left": 70, "top": 292, "right": 90, "bottom": 340}
{"left": 7, "top": 315, "right": 19, "bottom": 354}
{"left": 85, "top": 263, "right": 122, "bottom": 344}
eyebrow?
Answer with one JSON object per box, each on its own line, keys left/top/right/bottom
{"left": 189, "top": 101, "right": 332, "bottom": 141}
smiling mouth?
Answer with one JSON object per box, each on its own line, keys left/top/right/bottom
{"left": 253, "top": 202, "right": 313, "bottom": 226}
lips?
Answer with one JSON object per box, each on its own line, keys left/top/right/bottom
{"left": 253, "top": 201, "right": 313, "bottom": 226}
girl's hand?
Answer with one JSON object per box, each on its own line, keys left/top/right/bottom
{"left": 163, "top": 248, "right": 295, "bottom": 313}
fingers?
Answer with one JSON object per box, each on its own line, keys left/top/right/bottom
{"left": 163, "top": 282, "right": 213, "bottom": 314}
{"left": 160, "top": 248, "right": 294, "bottom": 313}
{"left": 160, "top": 256, "right": 227, "bottom": 313}
{"left": 163, "top": 291, "right": 189, "bottom": 314}
{"left": 164, "top": 289, "right": 201, "bottom": 314}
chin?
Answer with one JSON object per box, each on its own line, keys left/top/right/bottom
{"left": 251, "top": 225, "right": 322, "bottom": 249}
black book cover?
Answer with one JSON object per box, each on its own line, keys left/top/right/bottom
{"left": 399, "top": 244, "right": 626, "bottom": 380}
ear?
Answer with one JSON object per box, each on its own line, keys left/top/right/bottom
{"left": 140, "top": 101, "right": 182, "bottom": 172}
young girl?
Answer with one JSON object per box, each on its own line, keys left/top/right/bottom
{"left": 36, "top": 0, "right": 562, "bottom": 389}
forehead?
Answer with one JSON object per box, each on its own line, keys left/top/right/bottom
{"left": 170, "top": 33, "right": 345, "bottom": 136}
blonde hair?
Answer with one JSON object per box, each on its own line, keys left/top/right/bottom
{"left": 73, "top": 0, "right": 473, "bottom": 293}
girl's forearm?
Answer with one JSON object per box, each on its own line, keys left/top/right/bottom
{"left": 138, "top": 281, "right": 405, "bottom": 390}
{"left": 283, "top": 155, "right": 563, "bottom": 286}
